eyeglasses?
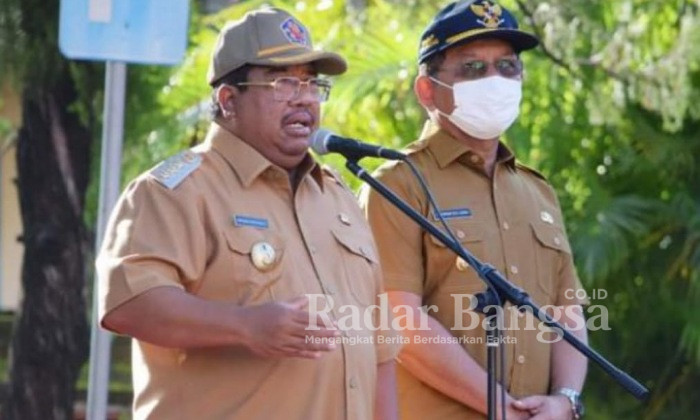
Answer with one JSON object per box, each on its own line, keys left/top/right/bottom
{"left": 236, "top": 77, "right": 333, "bottom": 102}
{"left": 438, "top": 57, "right": 523, "bottom": 80}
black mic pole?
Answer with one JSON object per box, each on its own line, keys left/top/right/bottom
{"left": 345, "top": 159, "right": 650, "bottom": 415}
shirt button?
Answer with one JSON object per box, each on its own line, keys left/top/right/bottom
{"left": 325, "top": 284, "right": 336, "bottom": 295}
{"left": 456, "top": 230, "right": 466, "bottom": 240}
{"left": 339, "top": 213, "right": 351, "bottom": 225}
{"left": 502, "top": 221, "right": 510, "bottom": 230}
{"left": 517, "top": 355, "right": 526, "bottom": 364}
{"left": 510, "top": 265, "right": 519, "bottom": 275}
{"left": 554, "top": 237, "right": 561, "bottom": 246}
{"left": 359, "top": 246, "right": 369, "bottom": 257}
{"left": 349, "top": 378, "right": 358, "bottom": 389}
{"left": 309, "top": 245, "right": 317, "bottom": 254}
{"left": 470, "top": 155, "right": 480, "bottom": 164}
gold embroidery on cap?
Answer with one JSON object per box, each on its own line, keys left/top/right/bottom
{"left": 257, "top": 43, "right": 307, "bottom": 57}
{"left": 446, "top": 28, "right": 494, "bottom": 45}
{"left": 267, "top": 51, "right": 324, "bottom": 62}
{"left": 420, "top": 34, "right": 439, "bottom": 50}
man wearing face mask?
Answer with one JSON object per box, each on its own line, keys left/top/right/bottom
{"left": 360, "top": 1, "right": 588, "bottom": 419}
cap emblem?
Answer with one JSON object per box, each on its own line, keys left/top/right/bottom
{"left": 280, "top": 17, "right": 309, "bottom": 46}
{"left": 470, "top": 1, "right": 504, "bottom": 28}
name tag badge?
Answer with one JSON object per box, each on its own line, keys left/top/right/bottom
{"left": 434, "top": 208, "right": 472, "bottom": 221}
{"left": 232, "top": 215, "right": 269, "bottom": 229}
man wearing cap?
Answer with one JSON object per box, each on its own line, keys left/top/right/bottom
{"left": 97, "top": 7, "right": 398, "bottom": 420}
{"left": 360, "top": 1, "right": 587, "bottom": 419}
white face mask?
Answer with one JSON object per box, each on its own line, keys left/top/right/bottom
{"left": 431, "top": 75, "right": 522, "bottom": 140}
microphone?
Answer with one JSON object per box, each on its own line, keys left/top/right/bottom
{"left": 311, "top": 129, "right": 406, "bottom": 161}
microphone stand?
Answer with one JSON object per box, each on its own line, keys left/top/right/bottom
{"left": 345, "top": 159, "right": 650, "bottom": 419}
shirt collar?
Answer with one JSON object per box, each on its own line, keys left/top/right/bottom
{"left": 418, "top": 120, "right": 516, "bottom": 170}
{"left": 203, "top": 122, "right": 324, "bottom": 189}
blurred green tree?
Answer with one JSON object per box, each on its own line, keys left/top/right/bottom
{"left": 0, "top": 0, "right": 101, "bottom": 418}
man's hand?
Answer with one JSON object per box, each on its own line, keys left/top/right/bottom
{"left": 237, "top": 296, "right": 340, "bottom": 359}
{"left": 512, "top": 395, "right": 572, "bottom": 420}
{"left": 492, "top": 397, "right": 531, "bottom": 420}
{"left": 502, "top": 404, "right": 532, "bottom": 420}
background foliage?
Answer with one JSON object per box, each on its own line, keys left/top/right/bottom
{"left": 2, "top": 0, "right": 697, "bottom": 418}
{"left": 117, "top": 1, "right": 699, "bottom": 418}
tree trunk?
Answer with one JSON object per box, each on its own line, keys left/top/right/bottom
{"left": 3, "top": 67, "right": 93, "bottom": 419}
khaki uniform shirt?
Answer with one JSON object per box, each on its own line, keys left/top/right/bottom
{"left": 360, "top": 121, "right": 587, "bottom": 420}
{"left": 97, "top": 123, "right": 396, "bottom": 420}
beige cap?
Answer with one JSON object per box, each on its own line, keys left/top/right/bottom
{"left": 207, "top": 7, "right": 347, "bottom": 85}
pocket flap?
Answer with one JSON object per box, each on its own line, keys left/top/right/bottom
{"left": 428, "top": 222, "right": 483, "bottom": 248}
{"left": 224, "top": 229, "right": 284, "bottom": 255}
{"left": 331, "top": 227, "right": 378, "bottom": 264}
{"left": 530, "top": 222, "right": 571, "bottom": 254}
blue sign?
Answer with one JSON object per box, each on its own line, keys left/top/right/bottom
{"left": 59, "top": 0, "right": 189, "bottom": 65}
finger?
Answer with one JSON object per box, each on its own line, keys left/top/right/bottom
{"left": 290, "top": 330, "right": 340, "bottom": 343}
{"left": 309, "top": 311, "right": 338, "bottom": 328}
{"left": 280, "top": 339, "right": 335, "bottom": 354}
{"left": 287, "top": 334, "right": 338, "bottom": 352}
{"left": 262, "top": 346, "right": 320, "bottom": 360}
{"left": 307, "top": 329, "right": 342, "bottom": 341}
{"left": 513, "top": 396, "right": 545, "bottom": 410}
{"left": 290, "top": 308, "right": 338, "bottom": 328}
{"left": 250, "top": 347, "right": 283, "bottom": 359}
{"left": 288, "top": 350, "right": 323, "bottom": 359}
{"left": 287, "top": 322, "right": 342, "bottom": 337}
{"left": 286, "top": 295, "right": 309, "bottom": 310}
{"left": 288, "top": 320, "right": 341, "bottom": 338}
{"left": 291, "top": 308, "right": 318, "bottom": 325}
{"left": 297, "top": 313, "right": 339, "bottom": 330}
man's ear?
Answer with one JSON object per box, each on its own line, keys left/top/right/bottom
{"left": 216, "top": 84, "right": 238, "bottom": 118}
{"left": 414, "top": 75, "right": 436, "bottom": 111}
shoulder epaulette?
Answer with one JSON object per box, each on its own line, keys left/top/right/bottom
{"left": 516, "top": 162, "right": 548, "bottom": 182}
{"left": 150, "top": 150, "right": 202, "bottom": 189}
{"left": 321, "top": 165, "right": 348, "bottom": 187}
{"left": 404, "top": 138, "right": 430, "bottom": 155}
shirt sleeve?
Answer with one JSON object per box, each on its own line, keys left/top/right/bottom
{"left": 358, "top": 161, "right": 426, "bottom": 296}
{"left": 369, "top": 261, "right": 402, "bottom": 363}
{"left": 96, "top": 175, "right": 208, "bottom": 327}
{"left": 554, "top": 223, "right": 589, "bottom": 307}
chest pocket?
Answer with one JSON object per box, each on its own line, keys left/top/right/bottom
{"left": 425, "top": 221, "right": 486, "bottom": 298}
{"left": 331, "top": 226, "right": 379, "bottom": 307}
{"left": 530, "top": 221, "right": 571, "bottom": 302}
{"left": 224, "top": 229, "right": 285, "bottom": 304}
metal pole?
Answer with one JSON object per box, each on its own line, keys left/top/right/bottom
{"left": 86, "top": 60, "right": 127, "bottom": 420}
